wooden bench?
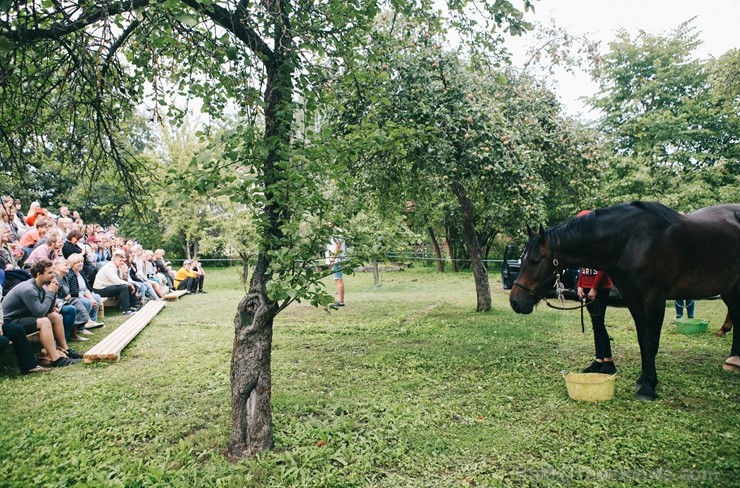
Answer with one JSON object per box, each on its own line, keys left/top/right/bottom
{"left": 83, "top": 300, "right": 166, "bottom": 364}
{"left": 8, "top": 331, "right": 40, "bottom": 345}
{"left": 162, "top": 289, "right": 189, "bottom": 301}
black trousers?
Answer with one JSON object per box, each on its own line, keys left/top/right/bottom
{"left": 93, "top": 284, "right": 138, "bottom": 312}
{"left": 0, "top": 321, "right": 38, "bottom": 372}
{"left": 585, "top": 288, "right": 612, "bottom": 359}
{"left": 176, "top": 277, "right": 196, "bottom": 292}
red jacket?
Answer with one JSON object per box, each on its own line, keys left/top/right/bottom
{"left": 577, "top": 268, "right": 612, "bottom": 290}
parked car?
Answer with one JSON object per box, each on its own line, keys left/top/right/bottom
{"left": 501, "top": 244, "right": 521, "bottom": 290}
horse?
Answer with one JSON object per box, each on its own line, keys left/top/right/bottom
{"left": 509, "top": 201, "right": 740, "bottom": 401}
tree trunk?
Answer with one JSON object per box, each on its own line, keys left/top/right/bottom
{"left": 228, "top": 14, "right": 295, "bottom": 457}
{"left": 444, "top": 216, "right": 460, "bottom": 272}
{"left": 428, "top": 226, "right": 444, "bottom": 272}
{"left": 451, "top": 181, "right": 491, "bottom": 312}
{"left": 228, "top": 255, "right": 277, "bottom": 457}
{"left": 372, "top": 261, "right": 380, "bottom": 286}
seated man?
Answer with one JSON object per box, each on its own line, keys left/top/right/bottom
{"left": 173, "top": 259, "right": 199, "bottom": 293}
{"left": 2, "top": 259, "right": 81, "bottom": 367}
{"left": 92, "top": 250, "right": 139, "bottom": 315}
{"left": 1, "top": 285, "right": 50, "bottom": 374}
{"left": 191, "top": 259, "right": 206, "bottom": 293}
{"left": 25, "top": 232, "right": 62, "bottom": 267}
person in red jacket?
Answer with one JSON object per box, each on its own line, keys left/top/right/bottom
{"left": 576, "top": 210, "right": 617, "bottom": 375}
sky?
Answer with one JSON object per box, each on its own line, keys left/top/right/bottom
{"left": 503, "top": 0, "right": 740, "bottom": 119}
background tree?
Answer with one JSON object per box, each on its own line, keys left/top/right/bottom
{"left": 588, "top": 22, "right": 739, "bottom": 209}
{"left": 328, "top": 27, "right": 601, "bottom": 310}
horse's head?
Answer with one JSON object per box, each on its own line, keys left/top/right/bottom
{"left": 509, "top": 225, "right": 558, "bottom": 314}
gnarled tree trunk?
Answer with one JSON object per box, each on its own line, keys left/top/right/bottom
{"left": 228, "top": 284, "right": 277, "bottom": 456}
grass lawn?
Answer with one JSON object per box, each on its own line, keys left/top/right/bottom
{"left": 1, "top": 266, "right": 738, "bottom": 487}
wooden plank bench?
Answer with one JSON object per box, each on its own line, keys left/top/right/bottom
{"left": 163, "top": 289, "right": 189, "bottom": 301}
{"left": 8, "top": 331, "right": 39, "bottom": 345}
{"left": 83, "top": 300, "right": 166, "bottom": 364}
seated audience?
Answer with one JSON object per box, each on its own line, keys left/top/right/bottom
{"left": 2, "top": 259, "right": 81, "bottom": 367}
{"left": 93, "top": 250, "right": 140, "bottom": 315}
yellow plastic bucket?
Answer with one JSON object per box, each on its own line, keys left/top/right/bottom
{"left": 562, "top": 372, "right": 617, "bottom": 402}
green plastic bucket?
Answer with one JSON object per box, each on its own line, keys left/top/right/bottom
{"left": 674, "top": 318, "right": 708, "bottom": 335}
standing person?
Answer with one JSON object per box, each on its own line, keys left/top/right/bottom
{"left": 2, "top": 259, "right": 82, "bottom": 366}
{"left": 675, "top": 299, "right": 695, "bottom": 320}
{"left": 575, "top": 210, "right": 617, "bottom": 375}
{"left": 325, "top": 225, "right": 347, "bottom": 308}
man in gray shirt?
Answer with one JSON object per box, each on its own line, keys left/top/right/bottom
{"left": 1, "top": 285, "right": 50, "bottom": 373}
{"left": 3, "top": 259, "right": 81, "bottom": 367}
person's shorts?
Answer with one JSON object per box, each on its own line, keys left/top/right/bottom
{"left": 14, "top": 316, "right": 41, "bottom": 334}
{"left": 332, "top": 263, "right": 343, "bottom": 280}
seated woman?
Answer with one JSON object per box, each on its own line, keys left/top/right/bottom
{"left": 130, "top": 246, "right": 164, "bottom": 300}
{"left": 52, "top": 257, "right": 101, "bottom": 340}
{"left": 0, "top": 223, "right": 31, "bottom": 293}
{"left": 66, "top": 253, "right": 103, "bottom": 328}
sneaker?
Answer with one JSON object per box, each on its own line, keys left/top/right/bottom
{"left": 335, "top": 301, "right": 345, "bottom": 307}
{"left": 64, "top": 348, "right": 84, "bottom": 360}
{"left": 49, "top": 357, "right": 80, "bottom": 368}
{"left": 122, "top": 310, "right": 136, "bottom": 316}
{"left": 85, "top": 321, "right": 105, "bottom": 330}
{"left": 582, "top": 360, "right": 603, "bottom": 373}
{"left": 79, "top": 329, "right": 94, "bottom": 335}
{"left": 199, "top": 290, "right": 207, "bottom": 294}
{"left": 599, "top": 361, "right": 617, "bottom": 375}
{"left": 70, "top": 335, "right": 89, "bottom": 342}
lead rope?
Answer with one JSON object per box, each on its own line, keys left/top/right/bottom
{"left": 543, "top": 271, "right": 593, "bottom": 333}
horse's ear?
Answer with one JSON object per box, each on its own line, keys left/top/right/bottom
{"left": 538, "top": 224, "right": 546, "bottom": 243}
{"left": 526, "top": 225, "right": 536, "bottom": 238}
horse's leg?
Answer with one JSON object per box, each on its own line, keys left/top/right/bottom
{"left": 715, "top": 310, "right": 733, "bottom": 337}
{"left": 631, "top": 298, "right": 666, "bottom": 401}
{"left": 721, "top": 286, "right": 740, "bottom": 369}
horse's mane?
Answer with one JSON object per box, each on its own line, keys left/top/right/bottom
{"left": 546, "top": 201, "right": 683, "bottom": 245}
{"left": 628, "top": 201, "right": 683, "bottom": 225}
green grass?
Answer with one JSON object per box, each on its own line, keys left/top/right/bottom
{"left": 1, "top": 267, "right": 738, "bottom": 487}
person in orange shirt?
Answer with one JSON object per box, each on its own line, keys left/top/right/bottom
{"left": 576, "top": 210, "right": 617, "bottom": 375}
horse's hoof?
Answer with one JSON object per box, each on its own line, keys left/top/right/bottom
{"left": 635, "top": 384, "right": 657, "bottom": 401}
{"left": 635, "top": 377, "right": 659, "bottom": 389}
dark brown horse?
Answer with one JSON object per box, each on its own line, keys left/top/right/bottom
{"left": 509, "top": 201, "right": 740, "bottom": 401}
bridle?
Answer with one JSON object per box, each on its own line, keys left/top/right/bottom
{"left": 512, "top": 256, "right": 561, "bottom": 300}
{"left": 512, "top": 254, "right": 594, "bottom": 333}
